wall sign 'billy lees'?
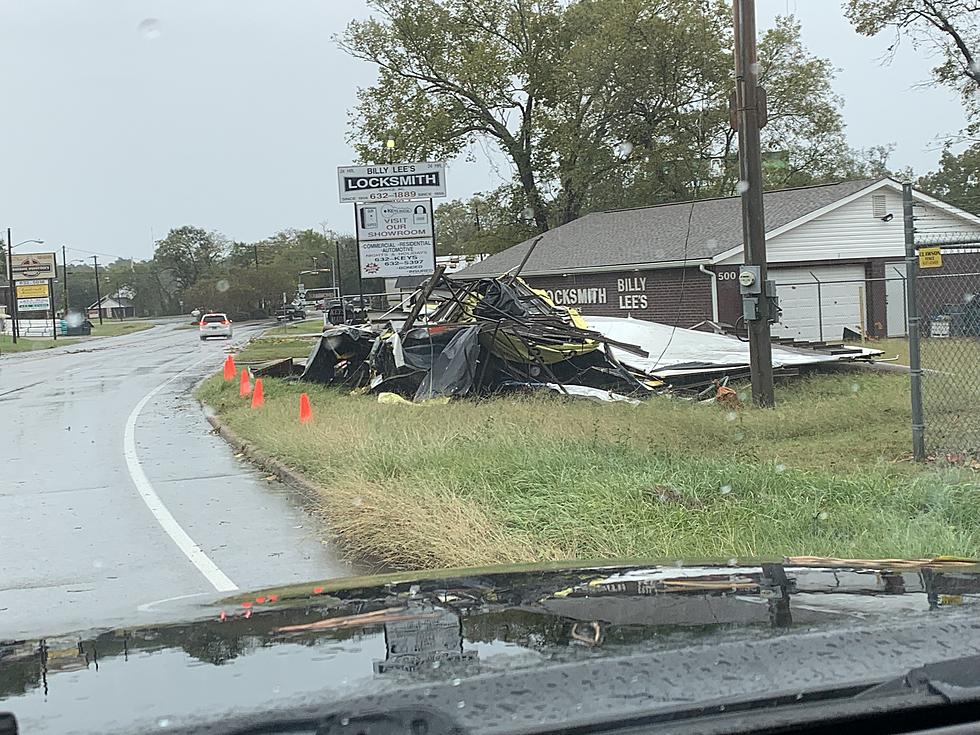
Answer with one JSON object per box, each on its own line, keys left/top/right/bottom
{"left": 545, "top": 277, "right": 650, "bottom": 311}
{"left": 337, "top": 162, "right": 447, "bottom": 203}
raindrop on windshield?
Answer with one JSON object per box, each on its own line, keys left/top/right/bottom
{"left": 451, "top": 677, "right": 462, "bottom": 687}
{"left": 216, "top": 279, "right": 230, "bottom": 293}
{"left": 720, "top": 484, "right": 732, "bottom": 495}
{"left": 615, "top": 141, "right": 634, "bottom": 158}
{"left": 352, "top": 496, "right": 363, "bottom": 507}
{"left": 157, "top": 718, "right": 171, "bottom": 729}
{"left": 817, "top": 511, "right": 829, "bottom": 521}
{"left": 775, "top": 464, "right": 786, "bottom": 474}
{"left": 850, "top": 383, "right": 861, "bottom": 393}
{"left": 736, "top": 180, "right": 750, "bottom": 194}
{"left": 431, "top": 660, "right": 441, "bottom": 670}
{"left": 340, "top": 717, "right": 350, "bottom": 726}
{"left": 138, "top": 18, "right": 162, "bottom": 40}
{"left": 725, "top": 411, "right": 738, "bottom": 422}
{"left": 66, "top": 312, "right": 84, "bottom": 328}
{"left": 456, "top": 700, "right": 466, "bottom": 709}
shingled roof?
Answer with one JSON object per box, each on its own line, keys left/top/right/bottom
{"left": 460, "top": 178, "right": 882, "bottom": 278}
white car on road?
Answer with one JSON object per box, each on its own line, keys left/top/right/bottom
{"left": 199, "top": 312, "right": 233, "bottom": 340}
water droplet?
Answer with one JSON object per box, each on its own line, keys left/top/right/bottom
{"left": 720, "top": 484, "right": 732, "bottom": 495}
{"left": 725, "top": 411, "right": 738, "bottom": 422}
{"left": 451, "top": 677, "right": 462, "bottom": 687}
{"left": 340, "top": 717, "right": 350, "bottom": 726}
{"left": 431, "top": 660, "right": 441, "bottom": 669}
{"left": 157, "top": 719, "right": 171, "bottom": 729}
{"left": 138, "top": 18, "right": 161, "bottom": 40}
{"left": 456, "top": 700, "right": 466, "bottom": 709}
{"left": 736, "top": 180, "right": 750, "bottom": 194}
{"left": 423, "top": 688, "right": 433, "bottom": 697}
{"left": 352, "top": 496, "right": 363, "bottom": 507}
{"left": 92, "top": 559, "right": 103, "bottom": 569}
{"left": 576, "top": 703, "right": 583, "bottom": 711}
{"left": 216, "top": 278, "right": 230, "bottom": 293}
{"left": 66, "top": 312, "right": 84, "bottom": 328}
{"left": 850, "top": 383, "right": 861, "bottom": 393}
{"left": 817, "top": 511, "right": 829, "bottom": 521}
{"left": 795, "top": 692, "right": 804, "bottom": 701}
{"left": 615, "top": 141, "right": 634, "bottom": 158}
{"left": 727, "top": 557, "right": 738, "bottom": 566}
{"left": 733, "top": 431, "right": 745, "bottom": 441}
{"left": 748, "top": 62, "right": 760, "bottom": 75}
{"left": 775, "top": 464, "right": 786, "bottom": 474}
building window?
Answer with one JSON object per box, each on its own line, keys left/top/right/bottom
{"left": 872, "top": 194, "right": 887, "bottom": 219}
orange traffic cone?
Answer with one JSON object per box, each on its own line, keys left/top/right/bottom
{"left": 250, "top": 379, "right": 265, "bottom": 409}
{"left": 299, "top": 393, "right": 312, "bottom": 424}
{"left": 239, "top": 368, "right": 252, "bottom": 397}
{"left": 223, "top": 354, "right": 236, "bottom": 381}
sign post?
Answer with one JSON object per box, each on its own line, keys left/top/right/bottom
{"left": 11, "top": 252, "right": 58, "bottom": 340}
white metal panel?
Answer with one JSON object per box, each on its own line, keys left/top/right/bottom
{"left": 716, "top": 188, "right": 980, "bottom": 265}
{"left": 770, "top": 265, "right": 866, "bottom": 341}
{"left": 885, "top": 261, "right": 908, "bottom": 337}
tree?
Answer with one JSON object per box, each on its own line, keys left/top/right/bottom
{"left": 153, "top": 226, "right": 227, "bottom": 291}
{"left": 917, "top": 142, "right": 980, "bottom": 214}
{"left": 845, "top": 0, "right": 980, "bottom": 135}
{"left": 342, "top": 1, "right": 855, "bottom": 228}
{"left": 435, "top": 190, "right": 537, "bottom": 255}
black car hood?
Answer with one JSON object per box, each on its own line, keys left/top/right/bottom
{"left": 4, "top": 557, "right": 980, "bottom": 734}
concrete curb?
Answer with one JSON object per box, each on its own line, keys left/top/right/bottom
{"left": 204, "top": 413, "right": 326, "bottom": 512}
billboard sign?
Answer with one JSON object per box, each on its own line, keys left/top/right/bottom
{"left": 338, "top": 162, "right": 446, "bottom": 203}
{"left": 358, "top": 238, "right": 436, "bottom": 279}
{"left": 18, "top": 296, "right": 51, "bottom": 312}
{"left": 16, "top": 283, "right": 50, "bottom": 299}
{"left": 356, "top": 200, "right": 434, "bottom": 241}
{"left": 11, "top": 252, "right": 57, "bottom": 281}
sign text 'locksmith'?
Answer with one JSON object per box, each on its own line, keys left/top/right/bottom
{"left": 338, "top": 162, "right": 446, "bottom": 203}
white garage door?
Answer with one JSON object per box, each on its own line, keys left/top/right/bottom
{"left": 770, "top": 265, "right": 866, "bottom": 341}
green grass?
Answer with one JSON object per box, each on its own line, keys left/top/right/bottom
{"left": 236, "top": 337, "right": 316, "bottom": 363}
{"left": 197, "top": 371, "right": 980, "bottom": 570}
{"left": 88, "top": 320, "right": 154, "bottom": 337}
{"left": 0, "top": 334, "right": 78, "bottom": 353}
{"left": 263, "top": 318, "right": 323, "bottom": 336}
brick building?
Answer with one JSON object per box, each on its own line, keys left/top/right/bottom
{"left": 459, "top": 178, "right": 980, "bottom": 341}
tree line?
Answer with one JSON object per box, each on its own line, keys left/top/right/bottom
{"left": 340, "top": 0, "right": 980, "bottom": 255}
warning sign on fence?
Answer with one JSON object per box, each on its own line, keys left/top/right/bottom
{"left": 918, "top": 247, "right": 943, "bottom": 269}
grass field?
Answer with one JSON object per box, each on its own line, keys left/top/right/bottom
{"left": 88, "top": 320, "right": 154, "bottom": 337}
{"left": 0, "top": 334, "right": 79, "bottom": 353}
{"left": 237, "top": 337, "right": 317, "bottom": 363}
{"left": 197, "top": 370, "right": 980, "bottom": 570}
{"left": 263, "top": 317, "right": 323, "bottom": 336}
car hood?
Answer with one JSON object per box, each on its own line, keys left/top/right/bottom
{"left": 4, "top": 556, "right": 980, "bottom": 734}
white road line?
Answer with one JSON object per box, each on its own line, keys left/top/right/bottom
{"left": 124, "top": 354, "right": 239, "bottom": 592}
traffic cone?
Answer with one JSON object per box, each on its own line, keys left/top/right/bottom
{"left": 250, "top": 379, "right": 265, "bottom": 409}
{"left": 299, "top": 393, "right": 312, "bottom": 424}
{"left": 223, "top": 354, "right": 236, "bottom": 381}
{"left": 239, "top": 368, "right": 252, "bottom": 397}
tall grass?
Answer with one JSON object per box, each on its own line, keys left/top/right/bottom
{"left": 197, "top": 371, "right": 980, "bottom": 570}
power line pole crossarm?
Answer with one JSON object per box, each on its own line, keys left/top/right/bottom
{"left": 732, "top": 0, "right": 775, "bottom": 408}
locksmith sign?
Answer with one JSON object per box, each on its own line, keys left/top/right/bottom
{"left": 337, "top": 162, "right": 447, "bottom": 203}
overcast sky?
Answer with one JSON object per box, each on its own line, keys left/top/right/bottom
{"left": 0, "top": 0, "right": 968, "bottom": 262}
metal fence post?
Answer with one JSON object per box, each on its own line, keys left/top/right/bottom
{"left": 809, "top": 271, "right": 823, "bottom": 342}
{"left": 903, "top": 183, "right": 926, "bottom": 461}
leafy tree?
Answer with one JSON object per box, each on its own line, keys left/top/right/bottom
{"left": 845, "top": 0, "right": 980, "bottom": 135}
{"left": 153, "top": 226, "right": 227, "bottom": 291}
{"left": 342, "top": 1, "right": 855, "bottom": 228}
{"left": 435, "top": 190, "right": 537, "bottom": 255}
{"left": 917, "top": 142, "right": 980, "bottom": 214}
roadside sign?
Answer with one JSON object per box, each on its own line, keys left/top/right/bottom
{"left": 338, "top": 162, "right": 446, "bottom": 203}
{"left": 16, "top": 283, "right": 50, "bottom": 299}
{"left": 18, "top": 296, "right": 51, "bottom": 312}
{"left": 11, "top": 252, "right": 57, "bottom": 281}
{"left": 357, "top": 201, "right": 434, "bottom": 241}
{"left": 359, "top": 238, "right": 436, "bottom": 279}
{"left": 919, "top": 247, "right": 943, "bottom": 269}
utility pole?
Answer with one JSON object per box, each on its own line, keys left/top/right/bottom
{"left": 92, "top": 255, "right": 104, "bottom": 325}
{"left": 6, "top": 227, "right": 18, "bottom": 343}
{"left": 732, "top": 0, "right": 775, "bottom": 407}
{"left": 253, "top": 243, "right": 259, "bottom": 270}
{"left": 62, "top": 245, "right": 69, "bottom": 313}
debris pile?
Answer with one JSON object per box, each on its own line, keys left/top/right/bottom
{"left": 297, "top": 270, "right": 882, "bottom": 403}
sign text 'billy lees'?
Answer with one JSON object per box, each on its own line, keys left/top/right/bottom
{"left": 545, "top": 278, "right": 649, "bottom": 310}
{"left": 338, "top": 162, "right": 447, "bottom": 204}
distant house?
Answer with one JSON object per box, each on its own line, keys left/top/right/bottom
{"left": 88, "top": 292, "right": 136, "bottom": 319}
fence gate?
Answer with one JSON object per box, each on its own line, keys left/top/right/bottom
{"left": 904, "top": 183, "right": 980, "bottom": 461}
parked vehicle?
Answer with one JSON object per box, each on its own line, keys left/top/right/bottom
{"left": 199, "top": 312, "right": 233, "bottom": 340}
{"left": 274, "top": 305, "right": 307, "bottom": 322}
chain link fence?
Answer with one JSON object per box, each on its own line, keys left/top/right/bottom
{"left": 910, "top": 230, "right": 980, "bottom": 460}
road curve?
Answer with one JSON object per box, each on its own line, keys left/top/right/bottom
{"left": 0, "top": 323, "right": 351, "bottom": 639}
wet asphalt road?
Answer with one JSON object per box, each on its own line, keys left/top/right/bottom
{"left": 0, "top": 322, "right": 352, "bottom": 639}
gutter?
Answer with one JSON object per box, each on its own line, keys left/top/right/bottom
{"left": 458, "top": 258, "right": 712, "bottom": 280}
{"left": 699, "top": 264, "right": 719, "bottom": 322}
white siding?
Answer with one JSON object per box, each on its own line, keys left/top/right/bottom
{"left": 717, "top": 185, "right": 980, "bottom": 265}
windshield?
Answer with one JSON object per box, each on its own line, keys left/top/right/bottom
{"left": 2, "top": 0, "right": 980, "bottom": 730}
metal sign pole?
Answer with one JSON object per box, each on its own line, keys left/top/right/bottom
{"left": 50, "top": 276, "right": 57, "bottom": 340}
{"left": 353, "top": 205, "right": 364, "bottom": 304}
{"left": 7, "top": 227, "right": 17, "bottom": 343}
{"left": 429, "top": 197, "right": 437, "bottom": 274}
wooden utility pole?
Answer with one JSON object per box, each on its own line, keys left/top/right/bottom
{"left": 732, "top": 0, "right": 775, "bottom": 407}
